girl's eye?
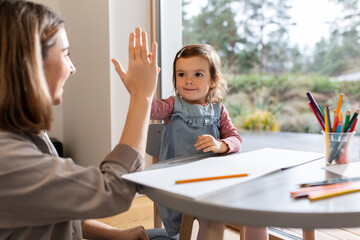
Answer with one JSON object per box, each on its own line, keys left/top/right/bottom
{"left": 195, "top": 72, "right": 203, "bottom": 77}
{"left": 177, "top": 73, "right": 185, "bottom": 77}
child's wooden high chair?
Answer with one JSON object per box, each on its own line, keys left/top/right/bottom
{"left": 146, "top": 123, "right": 195, "bottom": 240}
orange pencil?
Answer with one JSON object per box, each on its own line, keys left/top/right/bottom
{"left": 336, "top": 94, "right": 344, "bottom": 121}
{"left": 175, "top": 173, "right": 249, "bottom": 184}
{"left": 309, "top": 188, "right": 360, "bottom": 200}
{"left": 291, "top": 181, "right": 356, "bottom": 198}
{"left": 309, "top": 181, "right": 360, "bottom": 201}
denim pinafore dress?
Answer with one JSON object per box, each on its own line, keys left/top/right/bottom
{"left": 158, "top": 96, "right": 222, "bottom": 237}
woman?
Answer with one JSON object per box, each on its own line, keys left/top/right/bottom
{"left": 0, "top": 0, "right": 166, "bottom": 239}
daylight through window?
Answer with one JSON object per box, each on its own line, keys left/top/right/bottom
{"left": 182, "top": 0, "right": 360, "bottom": 134}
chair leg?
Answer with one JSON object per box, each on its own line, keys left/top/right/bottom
{"left": 153, "top": 203, "right": 162, "bottom": 228}
{"left": 302, "top": 229, "right": 315, "bottom": 240}
{"left": 204, "top": 220, "right": 225, "bottom": 240}
{"left": 240, "top": 225, "right": 246, "bottom": 240}
{"left": 179, "top": 214, "right": 195, "bottom": 240}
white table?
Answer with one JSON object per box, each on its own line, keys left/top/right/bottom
{"left": 142, "top": 132, "right": 360, "bottom": 240}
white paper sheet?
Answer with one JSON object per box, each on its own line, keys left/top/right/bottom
{"left": 324, "top": 162, "right": 360, "bottom": 178}
{"left": 122, "top": 148, "right": 324, "bottom": 199}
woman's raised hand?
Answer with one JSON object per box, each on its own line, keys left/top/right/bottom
{"left": 112, "top": 27, "right": 158, "bottom": 100}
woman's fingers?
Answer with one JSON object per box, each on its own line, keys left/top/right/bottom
{"left": 134, "top": 27, "right": 142, "bottom": 59}
{"left": 151, "top": 41, "right": 158, "bottom": 65}
{"left": 141, "top": 31, "right": 149, "bottom": 60}
{"left": 114, "top": 27, "right": 158, "bottom": 98}
{"left": 111, "top": 58, "right": 126, "bottom": 81}
{"left": 128, "top": 32, "right": 135, "bottom": 61}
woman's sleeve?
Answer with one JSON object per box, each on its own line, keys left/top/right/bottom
{"left": 219, "top": 104, "right": 242, "bottom": 154}
{"left": 150, "top": 96, "right": 175, "bottom": 123}
{"left": 0, "top": 134, "right": 144, "bottom": 228}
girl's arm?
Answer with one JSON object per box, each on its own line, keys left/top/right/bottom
{"left": 150, "top": 96, "right": 175, "bottom": 124}
{"left": 218, "top": 104, "right": 242, "bottom": 153}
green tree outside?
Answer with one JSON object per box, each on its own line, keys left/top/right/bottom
{"left": 182, "top": 0, "right": 360, "bottom": 133}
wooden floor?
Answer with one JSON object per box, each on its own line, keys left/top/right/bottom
{"left": 96, "top": 195, "right": 240, "bottom": 239}
{"left": 96, "top": 195, "right": 360, "bottom": 240}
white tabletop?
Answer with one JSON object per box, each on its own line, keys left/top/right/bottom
{"left": 143, "top": 158, "right": 360, "bottom": 229}
{"left": 142, "top": 132, "right": 360, "bottom": 230}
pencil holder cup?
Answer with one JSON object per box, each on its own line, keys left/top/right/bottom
{"left": 323, "top": 131, "right": 355, "bottom": 165}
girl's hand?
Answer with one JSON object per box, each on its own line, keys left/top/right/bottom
{"left": 194, "top": 134, "right": 229, "bottom": 154}
{"left": 111, "top": 27, "right": 158, "bottom": 100}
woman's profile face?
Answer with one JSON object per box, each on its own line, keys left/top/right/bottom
{"left": 43, "top": 28, "right": 76, "bottom": 105}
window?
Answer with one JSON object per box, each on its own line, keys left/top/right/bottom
{"left": 182, "top": 0, "right": 360, "bottom": 133}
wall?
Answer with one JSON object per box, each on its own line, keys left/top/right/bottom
{"left": 59, "top": 0, "right": 112, "bottom": 167}
{"left": 159, "top": 0, "right": 183, "bottom": 98}
{"left": 108, "top": 0, "right": 151, "bottom": 149}
{"left": 34, "top": 0, "right": 182, "bottom": 167}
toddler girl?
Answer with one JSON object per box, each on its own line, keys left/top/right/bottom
{"left": 151, "top": 44, "right": 267, "bottom": 240}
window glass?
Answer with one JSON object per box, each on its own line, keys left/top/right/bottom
{"left": 182, "top": 0, "right": 360, "bottom": 133}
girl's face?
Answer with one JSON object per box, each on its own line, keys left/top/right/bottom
{"left": 175, "top": 56, "right": 215, "bottom": 105}
{"left": 43, "top": 28, "right": 76, "bottom": 105}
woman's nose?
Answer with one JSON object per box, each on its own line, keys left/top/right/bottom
{"left": 69, "top": 59, "right": 76, "bottom": 75}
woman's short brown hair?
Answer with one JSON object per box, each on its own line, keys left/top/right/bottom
{"left": 172, "top": 44, "right": 228, "bottom": 103}
{"left": 0, "top": 0, "right": 64, "bottom": 133}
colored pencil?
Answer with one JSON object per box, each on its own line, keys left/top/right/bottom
{"left": 330, "top": 110, "right": 358, "bottom": 162}
{"left": 324, "top": 108, "right": 331, "bottom": 163}
{"left": 306, "top": 92, "right": 325, "bottom": 126}
{"left": 319, "top": 105, "right": 325, "bottom": 117}
{"left": 336, "top": 94, "right": 343, "bottom": 121}
{"left": 336, "top": 121, "right": 344, "bottom": 133}
{"left": 308, "top": 102, "right": 324, "bottom": 130}
{"left": 325, "top": 105, "right": 332, "bottom": 132}
{"left": 292, "top": 181, "right": 358, "bottom": 198}
{"left": 343, "top": 110, "right": 351, "bottom": 132}
{"left": 344, "top": 109, "right": 359, "bottom": 133}
{"left": 324, "top": 106, "right": 328, "bottom": 132}
{"left": 293, "top": 181, "right": 360, "bottom": 201}
{"left": 299, "top": 177, "right": 360, "bottom": 188}
{"left": 336, "top": 94, "right": 343, "bottom": 113}
{"left": 175, "top": 173, "right": 249, "bottom": 184}
{"left": 332, "top": 110, "right": 339, "bottom": 132}
{"left": 309, "top": 181, "right": 360, "bottom": 201}
{"left": 350, "top": 119, "right": 358, "bottom": 132}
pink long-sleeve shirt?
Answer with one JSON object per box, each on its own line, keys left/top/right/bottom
{"left": 151, "top": 96, "right": 242, "bottom": 154}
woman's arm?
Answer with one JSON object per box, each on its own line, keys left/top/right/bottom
{"left": 0, "top": 27, "right": 158, "bottom": 230}
{"left": 112, "top": 27, "right": 158, "bottom": 157}
{"left": 82, "top": 219, "right": 149, "bottom": 240}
